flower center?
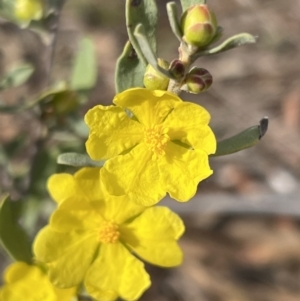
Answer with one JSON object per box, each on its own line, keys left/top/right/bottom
{"left": 144, "top": 125, "right": 170, "bottom": 159}
{"left": 98, "top": 221, "right": 120, "bottom": 244}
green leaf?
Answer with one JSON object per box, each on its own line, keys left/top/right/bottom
{"left": 134, "top": 24, "right": 174, "bottom": 79}
{"left": 125, "top": 0, "right": 158, "bottom": 64}
{"left": 180, "top": 0, "right": 206, "bottom": 12}
{"left": 211, "top": 117, "right": 268, "bottom": 156}
{"left": 70, "top": 38, "right": 97, "bottom": 91}
{"left": 115, "top": 0, "right": 158, "bottom": 92}
{"left": 115, "top": 41, "right": 146, "bottom": 93}
{"left": 194, "top": 33, "right": 257, "bottom": 58}
{"left": 57, "top": 152, "right": 105, "bottom": 167}
{"left": 0, "top": 194, "right": 33, "bottom": 263}
{"left": 166, "top": 2, "right": 182, "bottom": 42}
{"left": 0, "top": 64, "right": 34, "bottom": 90}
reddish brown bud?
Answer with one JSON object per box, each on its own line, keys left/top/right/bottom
{"left": 181, "top": 67, "right": 213, "bottom": 94}
{"left": 169, "top": 59, "right": 185, "bottom": 79}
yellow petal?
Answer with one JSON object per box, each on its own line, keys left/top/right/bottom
{"left": 85, "top": 243, "right": 151, "bottom": 301}
{"left": 47, "top": 174, "right": 73, "bottom": 204}
{"left": 47, "top": 168, "right": 102, "bottom": 204}
{"left": 50, "top": 196, "right": 103, "bottom": 232}
{"left": 163, "top": 101, "right": 216, "bottom": 154}
{"left": 101, "top": 143, "right": 166, "bottom": 206}
{"left": 14, "top": 0, "right": 43, "bottom": 22}
{"left": 1, "top": 263, "right": 76, "bottom": 301}
{"left": 101, "top": 194, "right": 145, "bottom": 225}
{"left": 85, "top": 105, "right": 144, "bottom": 160}
{"left": 33, "top": 226, "right": 96, "bottom": 264}
{"left": 113, "top": 88, "right": 181, "bottom": 127}
{"left": 34, "top": 226, "right": 99, "bottom": 288}
{"left": 53, "top": 286, "right": 77, "bottom": 301}
{"left": 3, "top": 262, "right": 33, "bottom": 284}
{"left": 121, "top": 207, "right": 184, "bottom": 267}
{"left": 47, "top": 235, "right": 99, "bottom": 288}
{"left": 158, "top": 142, "right": 213, "bottom": 201}
{"left": 0, "top": 263, "right": 57, "bottom": 301}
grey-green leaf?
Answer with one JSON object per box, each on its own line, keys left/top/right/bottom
{"left": 115, "top": 0, "right": 158, "bottom": 92}
{"left": 115, "top": 41, "right": 146, "bottom": 93}
{"left": 57, "top": 152, "right": 105, "bottom": 167}
{"left": 211, "top": 117, "right": 268, "bottom": 156}
{"left": 0, "top": 64, "right": 34, "bottom": 90}
{"left": 166, "top": 2, "right": 182, "bottom": 42}
{"left": 194, "top": 33, "right": 257, "bottom": 58}
{"left": 70, "top": 38, "right": 97, "bottom": 91}
{"left": 125, "top": 0, "right": 158, "bottom": 64}
{"left": 134, "top": 24, "right": 174, "bottom": 79}
{"left": 180, "top": 0, "right": 206, "bottom": 12}
{"left": 0, "top": 194, "right": 33, "bottom": 263}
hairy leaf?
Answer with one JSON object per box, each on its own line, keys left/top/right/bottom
{"left": 212, "top": 117, "right": 268, "bottom": 156}
{"left": 194, "top": 33, "right": 257, "bottom": 58}
{"left": 57, "top": 152, "right": 105, "bottom": 167}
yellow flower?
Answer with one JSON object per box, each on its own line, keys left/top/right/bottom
{"left": 34, "top": 168, "right": 184, "bottom": 301}
{"left": 14, "top": 0, "right": 43, "bottom": 22}
{"left": 85, "top": 88, "right": 216, "bottom": 206}
{"left": 0, "top": 262, "right": 76, "bottom": 301}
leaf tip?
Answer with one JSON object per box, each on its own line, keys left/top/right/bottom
{"left": 259, "top": 117, "right": 268, "bottom": 139}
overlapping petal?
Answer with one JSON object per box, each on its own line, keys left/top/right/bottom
{"left": 48, "top": 239, "right": 98, "bottom": 289}
{"left": 33, "top": 226, "right": 96, "bottom": 264}
{"left": 164, "top": 102, "right": 216, "bottom": 154}
{"left": 121, "top": 207, "right": 184, "bottom": 267}
{"left": 85, "top": 105, "right": 144, "bottom": 160}
{"left": 159, "top": 143, "right": 213, "bottom": 201}
{"left": 47, "top": 168, "right": 102, "bottom": 203}
{"left": 50, "top": 197, "right": 103, "bottom": 232}
{"left": 85, "top": 243, "right": 150, "bottom": 301}
{"left": 53, "top": 287, "right": 77, "bottom": 301}
{"left": 34, "top": 212, "right": 99, "bottom": 289}
{"left": 113, "top": 88, "right": 181, "bottom": 127}
{"left": 84, "top": 88, "right": 216, "bottom": 205}
{"left": 101, "top": 143, "right": 166, "bottom": 206}
{"left": 46, "top": 232, "right": 99, "bottom": 288}
{"left": 34, "top": 165, "right": 186, "bottom": 300}
{"left": 100, "top": 194, "right": 145, "bottom": 224}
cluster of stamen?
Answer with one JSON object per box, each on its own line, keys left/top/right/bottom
{"left": 98, "top": 221, "right": 120, "bottom": 244}
{"left": 144, "top": 125, "right": 170, "bottom": 159}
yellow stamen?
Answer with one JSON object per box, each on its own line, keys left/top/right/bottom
{"left": 98, "top": 221, "right": 120, "bottom": 244}
{"left": 144, "top": 125, "right": 170, "bottom": 159}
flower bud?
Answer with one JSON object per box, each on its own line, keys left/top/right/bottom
{"left": 14, "top": 0, "right": 43, "bottom": 22}
{"left": 182, "top": 67, "right": 213, "bottom": 94}
{"left": 169, "top": 59, "right": 185, "bottom": 79}
{"left": 143, "top": 59, "right": 170, "bottom": 91}
{"left": 180, "top": 5, "right": 218, "bottom": 48}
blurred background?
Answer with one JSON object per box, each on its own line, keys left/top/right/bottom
{"left": 0, "top": 0, "right": 300, "bottom": 300}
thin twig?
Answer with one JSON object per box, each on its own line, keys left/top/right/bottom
{"left": 45, "top": 0, "right": 67, "bottom": 86}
